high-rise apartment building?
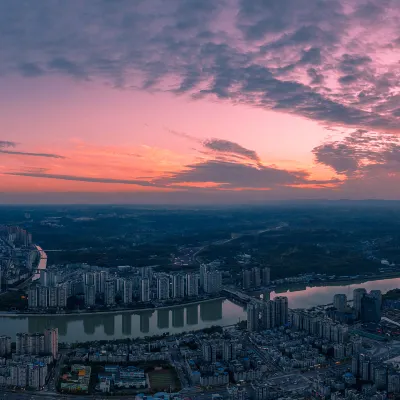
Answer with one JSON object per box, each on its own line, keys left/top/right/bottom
{"left": 252, "top": 267, "right": 261, "bottom": 288}
{"left": 333, "top": 294, "right": 347, "bottom": 312}
{"left": 262, "top": 267, "right": 271, "bottom": 286}
{"left": 84, "top": 284, "right": 96, "bottom": 306}
{"left": 28, "top": 286, "right": 38, "bottom": 308}
{"left": 204, "top": 270, "right": 222, "bottom": 294}
{"left": 361, "top": 295, "right": 381, "bottom": 323}
{"left": 123, "top": 279, "right": 133, "bottom": 304}
{"left": 222, "top": 341, "right": 237, "bottom": 361}
{"left": 105, "top": 280, "right": 116, "bottom": 305}
{"left": 260, "top": 300, "right": 275, "bottom": 330}
{"left": 370, "top": 290, "right": 382, "bottom": 310}
{"left": 157, "top": 275, "right": 170, "bottom": 300}
{"left": 274, "top": 296, "right": 289, "bottom": 326}
{"left": 84, "top": 272, "right": 95, "bottom": 286}
{"left": 247, "top": 302, "right": 259, "bottom": 332}
{"left": 172, "top": 274, "right": 185, "bottom": 298}
{"left": 140, "top": 278, "right": 150, "bottom": 302}
{"left": 202, "top": 342, "right": 217, "bottom": 363}
{"left": 0, "top": 335, "right": 11, "bottom": 356}
{"left": 99, "top": 271, "right": 108, "bottom": 293}
{"left": 186, "top": 273, "right": 199, "bottom": 297}
{"left": 200, "top": 264, "right": 209, "bottom": 290}
{"left": 40, "top": 270, "right": 57, "bottom": 287}
{"left": 242, "top": 269, "right": 252, "bottom": 289}
{"left": 353, "top": 288, "right": 367, "bottom": 318}
{"left": 44, "top": 328, "right": 58, "bottom": 359}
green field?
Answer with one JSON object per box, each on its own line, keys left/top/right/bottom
{"left": 148, "top": 368, "right": 181, "bottom": 392}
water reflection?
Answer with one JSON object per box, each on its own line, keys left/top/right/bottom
{"left": 139, "top": 311, "right": 154, "bottom": 334}
{"left": 186, "top": 304, "right": 198, "bottom": 325}
{"left": 200, "top": 301, "right": 223, "bottom": 321}
{"left": 269, "top": 277, "right": 400, "bottom": 309}
{"left": 6, "top": 277, "right": 400, "bottom": 343}
{"left": 157, "top": 309, "right": 169, "bottom": 330}
{"left": 172, "top": 308, "right": 184, "bottom": 328}
{"left": 122, "top": 314, "right": 131, "bottom": 336}
{"left": 0, "top": 299, "right": 244, "bottom": 342}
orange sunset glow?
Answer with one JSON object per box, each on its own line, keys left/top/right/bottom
{"left": 1, "top": 0, "right": 400, "bottom": 203}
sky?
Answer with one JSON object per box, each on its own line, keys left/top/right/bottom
{"left": 1, "top": 0, "right": 400, "bottom": 204}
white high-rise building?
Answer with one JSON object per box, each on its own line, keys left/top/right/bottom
{"left": 84, "top": 284, "right": 96, "bottom": 306}
{"left": 28, "top": 287, "right": 38, "bottom": 308}
{"left": 116, "top": 278, "right": 125, "bottom": 293}
{"left": 157, "top": 275, "right": 170, "bottom": 300}
{"left": 105, "top": 280, "right": 116, "bottom": 305}
{"left": 40, "top": 270, "right": 57, "bottom": 287}
{"left": 172, "top": 274, "right": 185, "bottom": 298}
{"left": 44, "top": 328, "right": 58, "bottom": 359}
{"left": 99, "top": 271, "right": 108, "bottom": 293}
{"left": 84, "top": 272, "right": 95, "bottom": 286}
{"left": 123, "top": 280, "right": 133, "bottom": 304}
{"left": 48, "top": 287, "right": 58, "bottom": 307}
{"left": 200, "top": 264, "right": 209, "bottom": 290}
{"left": 57, "top": 284, "right": 68, "bottom": 308}
{"left": 38, "top": 286, "right": 49, "bottom": 308}
{"left": 204, "top": 270, "right": 222, "bottom": 294}
{"left": 140, "top": 278, "right": 150, "bottom": 302}
{"left": 186, "top": 273, "right": 199, "bottom": 297}
{"left": 333, "top": 294, "right": 347, "bottom": 312}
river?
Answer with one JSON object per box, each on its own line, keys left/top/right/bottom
{"left": 32, "top": 245, "right": 47, "bottom": 281}
{"left": 1, "top": 276, "right": 400, "bottom": 343}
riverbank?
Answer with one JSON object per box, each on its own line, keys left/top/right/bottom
{"left": 0, "top": 296, "right": 226, "bottom": 317}
{"left": 272, "top": 272, "right": 400, "bottom": 293}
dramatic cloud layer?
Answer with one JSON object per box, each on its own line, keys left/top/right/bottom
{"left": 1, "top": 0, "right": 400, "bottom": 201}
{"left": 1, "top": 0, "right": 399, "bottom": 132}
{"left": 0, "top": 141, "right": 64, "bottom": 159}
{"left": 203, "top": 139, "right": 261, "bottom": 163}
{"left": 313, "top": 130, "right": 400, "bottom": 179}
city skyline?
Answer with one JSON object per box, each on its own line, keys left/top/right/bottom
{"left": 1, "top": 0, "right": 400, "bottom": 203}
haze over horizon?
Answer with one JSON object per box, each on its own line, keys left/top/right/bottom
{"left": 1, "top": 0, "right": 400, "bottom": 203}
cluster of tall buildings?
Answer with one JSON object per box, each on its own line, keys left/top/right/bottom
{"left": 0, "top": 328, "right": 58, "bottom": 391}
{"left": 201, "top": 340, "right": 238, "bottom": 363}
{"left": 7, "top": 361, "right": 48, "bottom": 390}
{"left": 331, "top": 289, "right": 382, "bottom": 323}
{"left": 351, "top": 353, "right": 400, "bottom": 394}
{"left": 27, "top": 263, "right": 223, "bottom": 310}
{"left": 0, "top": 226, "right": 38, "bottom": 290}
{"left": 247, "top": 296, "right": 288, "bottom": 332}
{"left": 0, "top": 336, "right": 11, "bottom": 357}
{"left": 16, "top": 328, "right": 58, "bottom": 360}
{"left": 28, "top": 270, "right": 67, "bottom": 309}
{"left": 156, "top": 272, "right": 201, "bottom": 301}
{"left": 242, "top": 267, "right": 271, "bottom": 289}
{"left": 291, "top": 309, "right": 349, "bottom": 343}
{"left": 200, "top": 264, "right": 223, "bottom": 294}
{"left": 353, "top": 288, "right": 382, "bottom": 322}
{"left": 0, "top": 225, "right": 32, "bottom": 247}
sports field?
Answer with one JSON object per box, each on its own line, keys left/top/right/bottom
{"left": 148, "top": 368, "right": 180, "bottom": 392}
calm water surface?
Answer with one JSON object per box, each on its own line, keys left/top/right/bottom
{"left": 1, "top": 277, "right": 400, "bottom": 342}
